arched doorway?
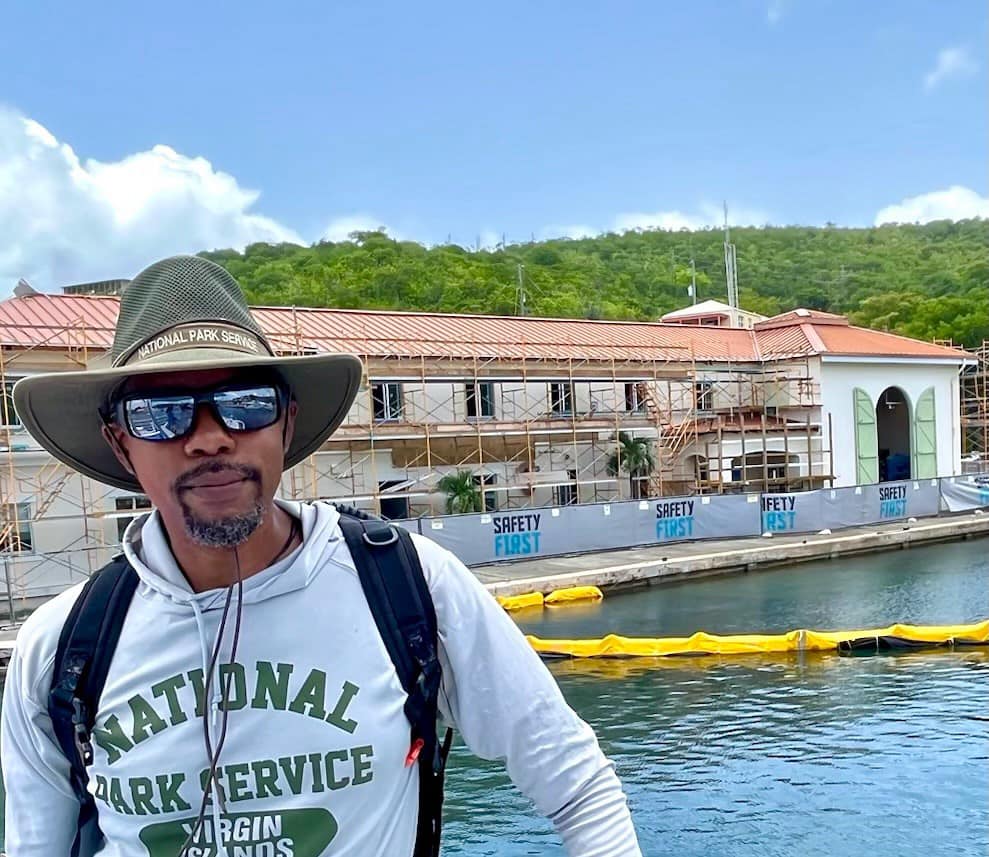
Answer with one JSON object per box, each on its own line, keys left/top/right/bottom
{"left": 876, "top": 386, "right": 911, "bottom": 481}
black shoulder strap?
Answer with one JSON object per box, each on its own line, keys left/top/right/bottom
{"left": 335, "top": 506, "right": 453, "bottom": 857}
{"left": 48, "top": 555, "right": 139, "bottom": 856}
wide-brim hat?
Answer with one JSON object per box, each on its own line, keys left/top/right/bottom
{"left": 13, "top": 255, "right": 363, "bottom": 491}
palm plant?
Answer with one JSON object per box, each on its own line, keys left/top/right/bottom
{"left": 437, "top": 470, "right": 483, "bottom": 514}
{"left": 606, "top": 432, "right": 656, "bottom": 499}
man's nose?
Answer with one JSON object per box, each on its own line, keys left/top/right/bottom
{"left": 182, "top": 404, "right": 235, "bottom": 456}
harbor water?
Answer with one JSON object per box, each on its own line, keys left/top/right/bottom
{"left": 2, "top": 538, "right": 987, "bottom": 855}
{"left": 441, "top": 538, "right": 989, "bottom": 856}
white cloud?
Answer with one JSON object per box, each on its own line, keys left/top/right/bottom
{"left": 614, "top": 209, "right": 705, "bottom": 232}
{"left": 321, "top": 215, "right": 395, "bottom": 242}
{"left": 874, "top": 185, "right": 989, "bottom": 225}
{"left": 476, "top": 230, "right": 502, "bottom": 250}
{"left": 767, "top": 0, "right": 787, "bottom": 25}
{"left": 613, "top": 203, "right": 769, "bottom": 233}
{"left": 923, "top": 46, "right": 978, "bottom": 91}
{"left": 540, "top": 224, "right": 598, "bottom": 240}
{"left": 0, "top": 108, "right": 302, "bottom": 290}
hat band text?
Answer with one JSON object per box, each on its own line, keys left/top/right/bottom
{"left": 127, "top": 323, "right": 268, "bottom": 364}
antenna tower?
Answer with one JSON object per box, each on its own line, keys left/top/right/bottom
{"left": 723, "top": 202, "right": 739, "bottom": 322}
{"left": 516, "top": 264, "right": 526, "bottom": 316}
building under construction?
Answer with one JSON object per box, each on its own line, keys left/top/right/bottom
{"left": 0, "top": 289, "right": 973, "bottom": 606}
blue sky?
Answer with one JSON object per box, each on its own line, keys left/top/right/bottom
{"left": 1, "top": 0, "right": 986, "bottom": 286}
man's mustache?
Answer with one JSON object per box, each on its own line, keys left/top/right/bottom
{"left": 173, "top": 460, "right": 261, "bottom": 492}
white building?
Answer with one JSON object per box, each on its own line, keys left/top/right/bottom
{"left": 661, "top": 299, "right": 767, "bottom": 330}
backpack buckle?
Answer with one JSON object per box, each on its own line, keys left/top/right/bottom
{"left": 362, "top": 524, "right": 399, "bottom": 547}
{"left": 71, "top": 698, "right": 94, "bottom": 767}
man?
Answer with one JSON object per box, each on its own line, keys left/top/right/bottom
{"left": 1, "top": 256, "right": 641, "bottom": 855}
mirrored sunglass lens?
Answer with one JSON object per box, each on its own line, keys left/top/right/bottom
{"left": 213, "top": 386, "right": 279, "bottom": 431}
{"left": 125, "top": 396, "right": 195, "bottom": 440}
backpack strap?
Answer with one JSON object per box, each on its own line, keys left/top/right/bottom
{"left": 335, "top": 508, "right": 452, "bottom": 857}
{"left": 48, "top": 555, "right": 139, "bottom": 856}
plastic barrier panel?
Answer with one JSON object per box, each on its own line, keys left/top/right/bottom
{"left": 419, "top": 493, "right": 764, "bottom": 565}
{"left": 859, "top": 479, "right": 940, "bottom": 524}
{"left": 564, "top": 500, "right": 648, "bottom": 553}
{"left": 940, "top": 474, "right": 989, "bottom": 512}
{"left": 418, "top": 477, "right": 946, "bottom": 566}
{"left": 421, "top": 503, "right": 633, "bottom": 565}
{"left": 641, "top": 492, "right": 762, "bottom": 544}
{"left": 759, "top": 490, "right": 823, "bottom": 535}
{"left": 820, "top": 485, "right": 870, "bottom": 530}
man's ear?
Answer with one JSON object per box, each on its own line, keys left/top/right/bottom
{"left": 283, "top": 400, "right": 298, "bottom": 454}
{"left": 101, "top": 423, "right": 136, "bottom": 476}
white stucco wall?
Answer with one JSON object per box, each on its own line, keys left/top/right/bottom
{"left": 820, "top": 358, "right": 963, "bottom": 486}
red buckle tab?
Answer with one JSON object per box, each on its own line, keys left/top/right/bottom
{"left": 405, "top": 737, "right": 425, "bottom": 767}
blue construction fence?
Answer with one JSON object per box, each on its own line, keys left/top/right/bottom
{"left": 395, "top": 472, "right": 989, "bottom": 567}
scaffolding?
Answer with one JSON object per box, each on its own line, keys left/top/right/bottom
{"left": 961, "top": 340, "right": 989, "bottom": 465}
{"left": 256, "top": 311, "right": 831, "bottom": 514}
{"left": 0, "top": 303, "right": 834, "bottom": 613}
{"left": 0, "top": 312, "right": 122, "bottom": 616}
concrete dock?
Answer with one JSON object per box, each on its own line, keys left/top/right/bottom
{"left": 475, "top": 510, "right": 989, "bottom": 597}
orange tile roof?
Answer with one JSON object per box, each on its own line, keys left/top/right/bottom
{"left": 0, "top": 293, "right": 118, "bottom": 350}
{"left": 0, "top": 293, "right": 970, "bottom": 365}
{"left": 251, "top": 305, "right": 765, "bottom": 362}
{"left": 753, "top": 309, "right": 968, "bottom": 359}
{"left": 811, "top": 323, "right": 969, "bottom": 359}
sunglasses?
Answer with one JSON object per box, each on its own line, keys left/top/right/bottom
{"left": 108, "top": 383, "right": 287, "bottom": 442}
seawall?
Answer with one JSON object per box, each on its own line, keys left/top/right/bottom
{"left": 476, "top": 511, "right": 989, "bottom": 597}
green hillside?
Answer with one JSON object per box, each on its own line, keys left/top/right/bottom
{"left": 201, "top": 218, "right": 989, "bottom": 348}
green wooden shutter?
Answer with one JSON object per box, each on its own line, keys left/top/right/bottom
{"left": 913, "top": 387, "right": 937, "bottom": 479}
{"left": 853, "top": 388, "right": 878, "bottom": 484}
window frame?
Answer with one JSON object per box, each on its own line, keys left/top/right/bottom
{"left": 0, "top": 501, "right": 33, "bottom": 554}
{"left": 624, "top": 383, "right": 644, "bottom": 413}
{"left": 465, "top": 382, "right": 496, "bottom": 419}
{"left": 549, "top": 382, "right": 574, "bottom": 416}
{"left": 553, "top": 470, "right": 578, "bottom": 506}
{"left": 1, "top": 379, "right": 22, "bottom": 428}
{"left": 371, "top": 382, "right": 404, "bottom": 422}
{"left": 114, "top": 494, "right": 153, "bottom": 543}
{"left": 473, "top": 474, "right": 498, "bottom": 512}
{"left": 694, "top": 380, "right": 714, "bottom": 412}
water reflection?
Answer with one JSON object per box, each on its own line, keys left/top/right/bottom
{"left": 444, "top": 538, "right": 989, "bottom": 856}
{"left": 444, "top": 651, "right": 989, "bottom": 856}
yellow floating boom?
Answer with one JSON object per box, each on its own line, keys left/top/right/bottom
{"left": 497, "top": 586, "right": 604, "bottom": 612}
{"left": 497, "top": 591, "right": 545, "bottom": 611}
{"left": 526, "top": 619, "right": 989, "bottom": 658}
{"left": 544, "top": 586, "right": 603, "bottom": 606}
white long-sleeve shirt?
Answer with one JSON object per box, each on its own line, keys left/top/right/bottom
{"left": 2, "top": 500, "right": 641, "bottom": 856}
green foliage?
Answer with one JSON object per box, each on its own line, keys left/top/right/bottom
{"left": 437, "top": 470, "right": 483, "bottom": 515}
{"left": 201, "top": 219, "right": 989, "bottom": 348}
{"left": 606, "top": 432, "right": 655, "bottom": 497}
{"left": 606, "top": 432, "right": 656, "bottom": 477}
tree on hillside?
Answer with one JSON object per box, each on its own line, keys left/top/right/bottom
{"left": 200, "top": 219, "right": 989, "bottom": 349}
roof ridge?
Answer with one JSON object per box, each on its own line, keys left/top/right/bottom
{"left": 800, "top": 322, "right": 828, "bottom": 353}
